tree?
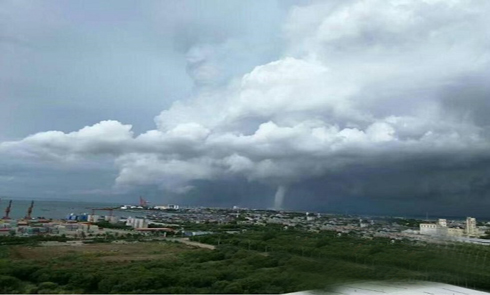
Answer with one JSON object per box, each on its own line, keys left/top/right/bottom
{"left": 223, "top": 282, "right": 244, "bottom": 293}
{"left": 0, "top": 275, "right": 23, "bottom": 293}
{"left": 37, "top": 282, "right": 60, "bottom": 294}
{"left": 315, "top": 238, "right": 330, "bottom": 248}
{"left": 262, "top": 231, "right": 277, "bottom": 241}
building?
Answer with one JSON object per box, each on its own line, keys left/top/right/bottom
{"left": 87, "top": 215, "right": 100, "bottom": 223}
{"left": 284, "top": 281, "right": 490, "bottom": 295}
{"left": 0, "top": 228, "right": 11, "bottom": 236}
{"left": 126, "top": 217, "right": 148, "bottom": 229}
{"left": 419, "top": 217, "right": 479, "bottom": 238}
{"left": 447, "top": 227, "right": 464, "bottom": 237}
{"left": 135, "top": 228, "right": 173, "bottom": 236}
{"left": 153, "top": 204, "right": 179, "bottom": 210}
{"left": 465, "top": 217, "right": 479, "bottom": 237}
{"left": 419, "top": 219, "right": 446, "bottom": 236}
{"left": 306, "top": 212, "right": 316, "bottom": 221}
{"left": 184, "top": 231, "right": 213, "bottom": 237}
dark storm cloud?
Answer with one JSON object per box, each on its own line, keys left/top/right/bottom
{"left": 286, "top": 157, "right": 490, "bottom": 218}
{"left": 440, "top": 72, "right": 490, "bottom": 129}
{"left": 0, "top": 155, "right": 120, "bottom": 202}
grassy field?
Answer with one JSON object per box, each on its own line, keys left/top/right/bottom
{"left": 1, "top": 230, "right": 490, "bottom": 294}
{"left": 7, "top": 241, "right": 197, "bottom": 262}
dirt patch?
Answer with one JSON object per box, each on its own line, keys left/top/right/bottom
{"left": 9, "top": 241, "right": 201, "bottom": 261}
{"left": 167, "top": 238, "right": 216, "bottom": 250}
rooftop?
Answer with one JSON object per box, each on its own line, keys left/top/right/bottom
{"left": 285, "top": 281, "right": 490, "bottom": 295}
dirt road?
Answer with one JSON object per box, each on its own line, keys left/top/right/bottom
{"left": 167, "top": 238, "right": 216, "bottom": 250}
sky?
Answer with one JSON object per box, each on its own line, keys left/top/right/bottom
{"left": 1, "top": 0, "right": 490, "bottom": 217}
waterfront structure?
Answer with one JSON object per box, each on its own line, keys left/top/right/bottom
{"left": 152, "top": 204, "right": 180, "bottom": 210}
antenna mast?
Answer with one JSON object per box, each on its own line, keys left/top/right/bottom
{"left": 26, "top": 200, "right": 34, "bottom": 219}
{"left": 3, "top": 200, "right": 12, "bottom": 219}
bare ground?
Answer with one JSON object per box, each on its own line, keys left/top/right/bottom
{"left": 167, "top": 238, "right": 216, "bottom": 250}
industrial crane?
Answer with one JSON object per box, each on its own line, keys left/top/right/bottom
{"left": 3, "top": 200, "right": 12, "bottom": 219}
{"left": 139, "top": 196, "right": 148, "bottom": 207}
{"left": 25, "top": 200, "right": 34, "bottom": 219}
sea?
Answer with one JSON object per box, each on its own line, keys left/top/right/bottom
{"left": 0, "top": 199, "right": 139, "bottom": 220}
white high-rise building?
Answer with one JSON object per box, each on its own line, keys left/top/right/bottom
{"left": 465, "top": 217, "right": 477, "bottom": 236}
{"left": 125, "top": 217, "right": 148, "bottom": 229}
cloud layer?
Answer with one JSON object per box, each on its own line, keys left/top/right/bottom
{"left": 2, "top": 0, "right": 490, "bottom": 211}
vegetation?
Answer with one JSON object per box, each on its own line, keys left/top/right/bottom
{"left": 391, "top": 218, "right": 424, "bottom": 228}
{"left": 1, "top": 228, "right": 490, "bottom": 293}
{"left": 178, "top": 222, "right": 276, "bottom": 232}
{"left": 0, "top": 235, "right": 69, "bottom": 246}
{"left": 191, "top": 228, "right": 490, "bottom": 291}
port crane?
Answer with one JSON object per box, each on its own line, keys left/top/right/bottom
{"left": 25, "top": 200, "right": 34, "bottom": 219}
{"left": 139, "top": 196, "right": 149, "bottom": 207}
{"left": 3, "top": 200, "right": 12, "bottom": 219}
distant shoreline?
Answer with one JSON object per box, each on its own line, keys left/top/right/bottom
{"left": 1, "top": 199, "right": 489, "bottom": 221}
